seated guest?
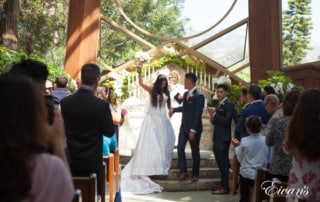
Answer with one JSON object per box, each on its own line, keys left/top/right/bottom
{"left": 0, "top": 73, "right": 74, "bottom": 202}
{"left": 235, "top": 116, "right": 269, "bottom": 202}
{"left": 266, "top": 90, "right": 301, "bottom": 182}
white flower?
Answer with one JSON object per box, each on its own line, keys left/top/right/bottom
{"left": 287, "top": 82, "right": 294, "bottom": 91}
{"left": 216, "top": 76, "right": 231, "bottom": 85}
{"left": 135, "top": 51, "right": 150, "bottom": 63}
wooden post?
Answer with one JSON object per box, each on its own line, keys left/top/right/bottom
{"left": 64, "top": 0, "right": 101, "bottom": 79}
{"left": 249, "top": 0, "right": 282, "bottom": 83}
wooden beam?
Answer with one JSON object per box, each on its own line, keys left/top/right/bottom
{"left": 100, "top": 15, "right": 156, "bottom": 49}
{"left": 249, "top": 0, "right": 281, "bottom": 83}
{"left": 64, "top": 0, "right": 101, "bottom": 79}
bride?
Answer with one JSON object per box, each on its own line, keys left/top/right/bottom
{"left": 121, "top": 67, "right": 175, "bottom": 194}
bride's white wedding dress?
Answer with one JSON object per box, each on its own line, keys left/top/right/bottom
{"left": 121, "top": 94, "right": 175, "bottom": 194}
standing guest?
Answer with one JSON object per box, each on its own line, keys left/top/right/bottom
{"left": 60, "top": 63, "right": 115, "bottom": 194}
{"left": 52, "top": 76, "right": 72, "bottom": 105}
{"left": 266, "top": 90, "right": 301, "bottom": 182}
{"left": 0, "top": 73, "right": 74, "bottom": 202}
{"left": 284, "top": 89, "right": 320, "bottom": 201}
{"left": 261, "top": 85, "right": 276, "bottom": 100}
{"left": 45, "top": 79, "right": 53, "bottom": 95}
{"left": 208, "top": 84, "right": 235, "bottom": 194}
{"left": 235, "top": 85, "right": 270, "bottom": 140}
{"left": 105, "top": 87, "right": 124, "bottom": 144}
{"left": 235, "top": 116, "right": 269, "bottom": 202}
{"left": 233, "top": 88, "right": 249, "bottom": 141}
{"left": 168, "top": 70, "right": 185, "bottom": 146}
{"left": 262, "top": 94, "right": 282, "bottom": 137}
{"left": 121, "top": 70, "right": 175, "bottom": 194}
{"left": 170, "top": 72, "right": 205, "bottom": 183}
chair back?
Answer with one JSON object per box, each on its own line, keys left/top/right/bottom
{"left": 253, "top": 167, "right": 271, "bottom": 202}
{"left": 72, "top": 189, "right": 82, "bottom": 202}
{"left": 73, "top": 173, "right": 97, "bottom": 202}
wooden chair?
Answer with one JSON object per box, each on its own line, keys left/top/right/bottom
{"left": 72, "top": 189, "right": 82, "bottom": 202}
{"left": 73, "top": 173, "right": 97, "bottom": 202}
{"left": 111, "top": 148, "right": 120, "bottom": 192}
{"left": 103, "top": 154, "right": 115, "bottom": 202}
{"left": 229, "top": 154, "right": 240, "bottom": 195}
{"left": 253, "top": 167, "right": 272, "bottom": 202}
{"left": 100, "top": 162, "right": 106, "bottom": 202}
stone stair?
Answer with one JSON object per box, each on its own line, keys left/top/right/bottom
{"left": 120, "top": 149, "right": 224, "bottom": 192}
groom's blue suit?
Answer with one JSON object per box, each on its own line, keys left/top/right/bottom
{"left": 173, "top": 88, "right": 205, "bottom": 177}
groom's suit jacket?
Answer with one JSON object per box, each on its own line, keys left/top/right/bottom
{"left": 174, "top": 88, "right": 205, "bottom": 134}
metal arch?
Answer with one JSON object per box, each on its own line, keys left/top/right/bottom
{"left": 114, "top": 0, "right": 238, "bottom": 41}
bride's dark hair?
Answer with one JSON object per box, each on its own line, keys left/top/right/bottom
{"left": 151, "top": 74, "right": 171, "bottom": 108}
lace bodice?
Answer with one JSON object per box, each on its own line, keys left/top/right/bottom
{"left": 146, "top": 94, "right": 168, "bottom": 117}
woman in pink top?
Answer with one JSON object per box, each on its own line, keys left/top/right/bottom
{"left": 284, "top": 89, "right": 320, "bottom": 202}
{"left": 0, "top": 73, "right": 74, "bottom": 202}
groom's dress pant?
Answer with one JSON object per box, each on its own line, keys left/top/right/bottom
{"left": 178, "top": 130, "right": 202, "bottom": 176}
{"left": 213, "top": 141, "right": 231, "bottom": 190}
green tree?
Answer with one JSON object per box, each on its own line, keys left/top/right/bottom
{"left": 282, "top": 0, "right": 313, "bottom": 67}
{"left": 0, "top": 0, "right": 19, "bottom": 50}
{"left": 18, "top": 0, "right": 68, "bottom": 67}
{"left": 99, "top": 0, "right": 187, "bottom": 67}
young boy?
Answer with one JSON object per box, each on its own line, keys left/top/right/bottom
{"left": 235, "top": 116, "right": 269, "bottom": 202}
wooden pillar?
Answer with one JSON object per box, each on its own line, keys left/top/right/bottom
{"left": 64, "top": 0, "right": 101, "bottom": 79}
{"left": 249, "top": 0, "right": 282, "bottom": 83}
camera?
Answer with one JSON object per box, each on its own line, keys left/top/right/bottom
{"left": 44, "top": 95, "right": 54, "bottom": 125}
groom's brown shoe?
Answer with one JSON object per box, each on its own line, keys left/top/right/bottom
{"left": 191, "top": 176, "right": 198, "bottom": 182}
{"left": 179, "top": 172, "right": 189, "bottom": 181}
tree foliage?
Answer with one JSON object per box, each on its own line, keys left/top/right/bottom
{"left": 282, "top": 0, "right": 313, "bottom": 67}
{"left": 99, "top": 0, "right": 187, "bottom": 67}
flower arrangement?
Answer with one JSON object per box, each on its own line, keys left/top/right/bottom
{"left": 135, "top": 51, "right": 150, "bottom": 64}
{"left": 258, "top": 70, "right": 302, "bottom": 102}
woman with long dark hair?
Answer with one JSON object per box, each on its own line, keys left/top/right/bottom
{"left": 284, "top": 88, "right": 320, "bottom": 201}
{"left": 121, "top": 68, "right": 175, "bottom": 194}
{"left": 0, "top": 74, "right": 74, "bottom": 202}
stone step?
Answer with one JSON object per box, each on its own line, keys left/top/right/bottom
{"left": 153, "top": 178, "right": 221, "bottom": 192}
{"left": 167, "top": 167, "right": 221, "bottom": 180}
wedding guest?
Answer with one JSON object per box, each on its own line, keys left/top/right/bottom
{"left": 263, "top": 94, "right": 282, "bottom": 137}
{"left": 0, "top": 73, "right": 74, "bottom": 202}
{"left": 61, "top": 63, "right": 115, "bottom": 194}
{"left": 266, "top": 90, "right": 301, "bottom": 182}
{"left": 235, "top": 85, "right": 270, "bottom": 140}
{"left": 261, "top": 85, "right": 276, "bottom": 100}
{"left": 284, "top": 88, "right": 320, "bottom": 201}
{"left": 52, "top": 76, "right": 72, "bottom": 104}
{"left": 208, "top": 84, "right": 235, "bottom": 194}
{"left": 235, "top": 116, "right": 269, "bottom": 202}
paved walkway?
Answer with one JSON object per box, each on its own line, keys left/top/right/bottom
{"left": 122, "top": 191, "right": 239, "bottom": 202}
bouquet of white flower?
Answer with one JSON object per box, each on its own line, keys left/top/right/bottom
{"left": 135, "top": 51, "right": 150, "bottom": 64}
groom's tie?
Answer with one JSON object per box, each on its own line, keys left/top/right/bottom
{"left": 186, "top": 91, "right": 190, "bottom": 100}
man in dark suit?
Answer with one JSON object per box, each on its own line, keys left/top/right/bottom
{"left": 208, "top": 84, "right": 235, "bottom": 194}
{"left": 170, "top": 72, "right": 205, "bottom": 183}
{"left": 235, "top": 85, "right": 270, "bottom": 140}
{"left": 61, "top": 63, "right": 114, "bottom": 194}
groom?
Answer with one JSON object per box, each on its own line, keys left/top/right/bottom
{"left": 170, "top": 72, "right": 205, "bottom": 182}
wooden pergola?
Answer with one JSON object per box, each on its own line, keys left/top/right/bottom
{"left": 64, "top": 0, "right": 320, "bottom": 88}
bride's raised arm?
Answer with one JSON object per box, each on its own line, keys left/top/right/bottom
{"left": 137, "top": 64, "right": 152, "bottom": 93}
